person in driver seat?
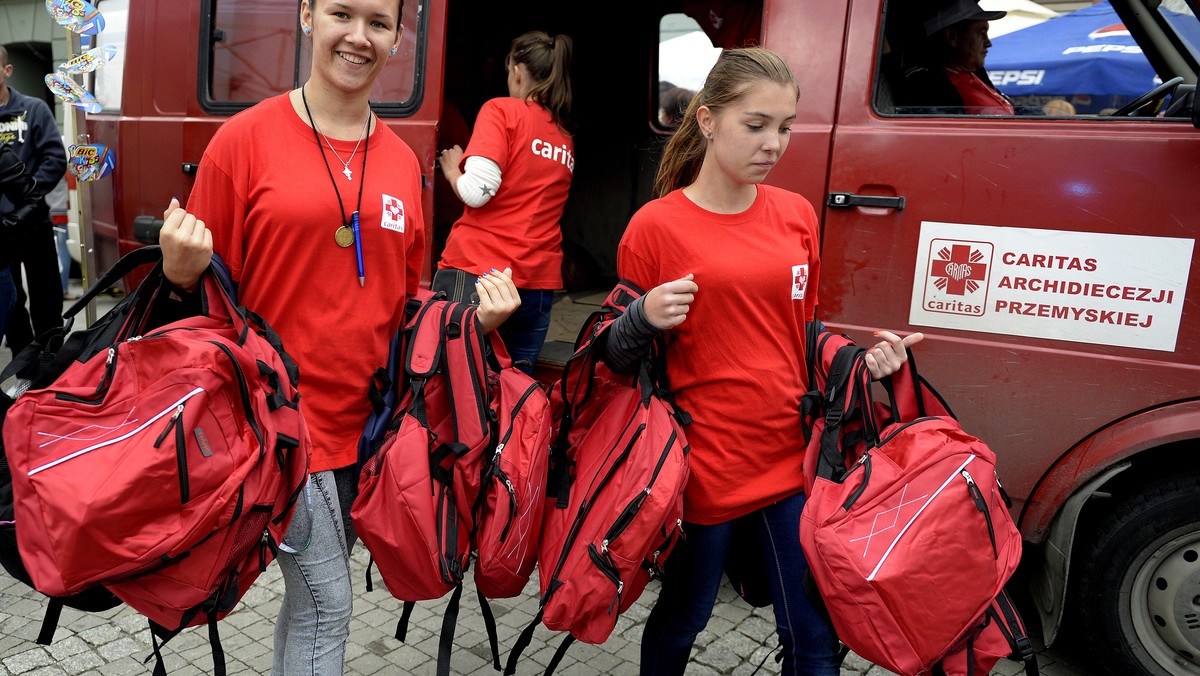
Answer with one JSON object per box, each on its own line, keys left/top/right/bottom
{"left": 894, "top": 0, "right": 1015, "bottom": 115}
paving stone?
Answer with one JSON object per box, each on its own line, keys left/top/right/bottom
{"left": 3, "top": 646, "right": 53, "bottom": 674}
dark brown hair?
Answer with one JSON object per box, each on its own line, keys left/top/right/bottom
{"left": 507, "top": 31, "right": 573, "bottom": 132}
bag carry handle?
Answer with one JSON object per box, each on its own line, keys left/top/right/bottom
{"left": 62, "top": 244, "right": 165, "bottom": 321}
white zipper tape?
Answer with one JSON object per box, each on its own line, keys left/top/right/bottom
{"left": 865, "top": 454, "right": 977, "bottom": 581}
{"left": 28, "top": 387, "right": 206, "bottom": 476}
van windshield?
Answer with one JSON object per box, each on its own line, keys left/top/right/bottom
{"left": 1163, "top": 2, "right": 1200, "bottom": 63}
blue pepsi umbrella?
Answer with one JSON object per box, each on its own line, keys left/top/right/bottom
{"left": 985, "top": 0, "right": 1200, "bottom": 113}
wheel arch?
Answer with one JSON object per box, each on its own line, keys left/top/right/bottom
{"left": 1018, "top": 399, "right": 1200, "bottom": 647}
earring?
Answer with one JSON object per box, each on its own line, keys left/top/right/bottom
{"left": 390, "top": 47, "right": 397, "bottom": 56}
{"left": 706, "top": 131, "right": 713, "bottom": 140}
{"left": 302, "top": 26, "right": 311, "bottom": 36}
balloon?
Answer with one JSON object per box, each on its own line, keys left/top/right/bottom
{"left": 44, "top": 71, "right": 102, "bottom": 114}
{"left": 60, "top": 45, "right": 119, "bottom": 74}
{"left": 45, "top": 0, "right": 106, "bottom": 35}
{"left": 68, "top": 143, "right": 115, "bottom": 181}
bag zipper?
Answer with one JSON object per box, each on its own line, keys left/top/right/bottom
{"left": 962, "top": 469, "right": 998, "bottom": 558}
{"left": 547, "top": 411, "right": 644, "bottom": 579}
{"left": 587, "top": 543, "right": 624, "bottom": 614}
{"left": 208, "top": 340, "right": 264, "bottom": 455}
{"left": 601, "top": 429, "right": 678, "bottom": 546}
{"left": 54, "top": 343, "right": 122, "bottom": 404}
{"left": 152, "top": 403, "right": 190, "bottom": 504}
{"left": 487, "top": 380, "right": 544, "bottom": 542}
{"left": 29, "top": 387, "right": 205, "bottom": 476}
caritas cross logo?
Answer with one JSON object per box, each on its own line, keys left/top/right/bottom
{"left": 791, "top": 264, "right": 809, "bottom": 300}
{"left": 922, "top": 239, "right": 992, "bottom": 317}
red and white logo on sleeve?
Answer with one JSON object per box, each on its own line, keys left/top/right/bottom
{"left": 792, "top": 264, "right": 809, "bottom": 300}
{"left": 381, "top": 194, "right": 405, "bottom": 233}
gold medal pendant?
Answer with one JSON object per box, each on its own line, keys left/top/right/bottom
{"left": 334, "top": 225, "right": 354, "bottom": 248}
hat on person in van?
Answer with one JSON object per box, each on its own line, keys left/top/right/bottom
{"left": 923, "top": 0, "right": 1006, "bottom": 36}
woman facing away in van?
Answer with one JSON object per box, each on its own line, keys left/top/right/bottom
{"left": 436, "top": 30, "right": 574, "bottom": 375}
{"left": 601, "top": 47, "right": 923, "bottom": 675}
{"left": 156, "top": 0, "right": 518, "bottom": 673}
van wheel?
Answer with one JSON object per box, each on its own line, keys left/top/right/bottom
{"left": 1074, "top": 473, "right": 1200, "bottom": 675}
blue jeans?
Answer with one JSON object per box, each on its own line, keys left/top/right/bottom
{"left": 0, "top": 267, "right": 14, "bottom": 340}
{"left": 640, "top": 491, "right": 841, "bottom": 676}
{"left": 497, "top": 288, "right": 553, "bottom": 376}
{"left": 272, "top": 470, "right": 354, "bottom": 676}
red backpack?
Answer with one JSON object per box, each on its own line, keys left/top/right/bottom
{"left": 3, "top": 248, "right": 310, "bottom": 675}
{"left": 468, "top": 336, "right": 552, "bottom": 600}
{"left": 505, "top": 280, "right": 691, "bottom": 676}
{"left": 798, "top": 325, "right": 1034, "bottom": 676}
{"left": 352, "top": 290, "right": 551, "bottom": 676}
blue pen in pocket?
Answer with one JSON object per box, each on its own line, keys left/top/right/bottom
{"left": 351, "top": 210, "right": 364, "bottom": 287}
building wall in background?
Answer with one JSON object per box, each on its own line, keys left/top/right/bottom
{"left": 0, "top": 0, "right": 73, "bottom": 129}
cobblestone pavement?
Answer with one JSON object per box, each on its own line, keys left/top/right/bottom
{"left": 0, "top": 288, "right": 1096, "bottom": 675}
{"left": 0, "top": 545, "right": 1093, "bottom": 676}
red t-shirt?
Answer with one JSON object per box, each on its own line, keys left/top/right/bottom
{"left": 187, "top": 93, "right": 426, "bottom": 472}
{"left": 946, "top": 70, "right": 1015, "bottom": 115}
{"left": 438, "top": 97, "right": 574, "bottom": 289}
{"left": 617, "top": 186, "right": 821, "bottom": 524}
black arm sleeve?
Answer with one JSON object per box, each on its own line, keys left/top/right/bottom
{"left": 600, "top": 295, "right": 663, "bottom": 374}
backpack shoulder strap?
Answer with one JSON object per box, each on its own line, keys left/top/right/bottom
{"left": 441, "top": 300, "right": 491, "bottom": 450}
{"left": 603, "top": 279, "right": 644, "bottom": 314}
{"left": 989, "top": 586, "right": 1040, "bottom": 676}
{"left": 811, "top": 343, "right": 872, "bottom": 482}
{"left": 805, "top": 322, "right": 856, "bottom": 395}
{"left": 405, "top": 298, "right": 449, "bottom": 380}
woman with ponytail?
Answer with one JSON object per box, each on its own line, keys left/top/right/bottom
{"left": 602, "top": 47, "right": 923, "bottom": 675}
{"left": 437, "top": 31, "right": 575, "bottom": 375}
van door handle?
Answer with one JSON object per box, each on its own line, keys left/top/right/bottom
{"left": 182, "top": 162, "right": 199, "bottom": 175}
{"left": 133, "top": 215, "right": 165, "bottom": 244}
{"left": 827, "top": 192, "right": 905, "bottom": 210}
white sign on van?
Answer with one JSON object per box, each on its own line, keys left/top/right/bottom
{"left": 909, "top": 222, "right": 1194, "bottom": 352}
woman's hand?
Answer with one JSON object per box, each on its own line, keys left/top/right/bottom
{"left": 864, "top": 330, "right": 925, "bottom": 380}
{"left": 643, "top": 274, "right": 697, "bottom": 330}
{"left": 475, "top": 266, "right": 520, "bottom": 334}
{"left": 159, "top": 198, "right": 213, "bottom": 292}
{"left": 437, "top": 145, "right": 465, "bottom": 181}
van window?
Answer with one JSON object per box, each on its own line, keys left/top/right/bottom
{"left": 877, "top": 0, "right": 1195, "bottom": 118}
{"left": 204, "top": 0, "right": 299, "bottom": 106}
{"left": 654, "top": 3, "right": 764, "bottom": 131}
{"left": 656, "top": 14, "right": 718, "bottom": 131}
{"left": 91, "top": 0, "right": 127, "bottom": 112}
{"left": 201, "top": 0, "right": 422, "bottom": 115}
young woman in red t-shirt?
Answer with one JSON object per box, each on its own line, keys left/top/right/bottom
{"left": 157, "top": 1, "right": 519, "bottom": 673}
{"left": 603, "top": 48, "right": 923, "bottom": 675}
{"left": 437, "top": 31, "right": 575, "bottom": 375}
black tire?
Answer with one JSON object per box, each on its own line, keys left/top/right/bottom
{"left": 1073, "top": 472, "right": 1200, "bottom": 675}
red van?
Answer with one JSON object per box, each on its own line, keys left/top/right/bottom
{"left": 79, "top": 1, "right": 1200, "bottom": 673}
